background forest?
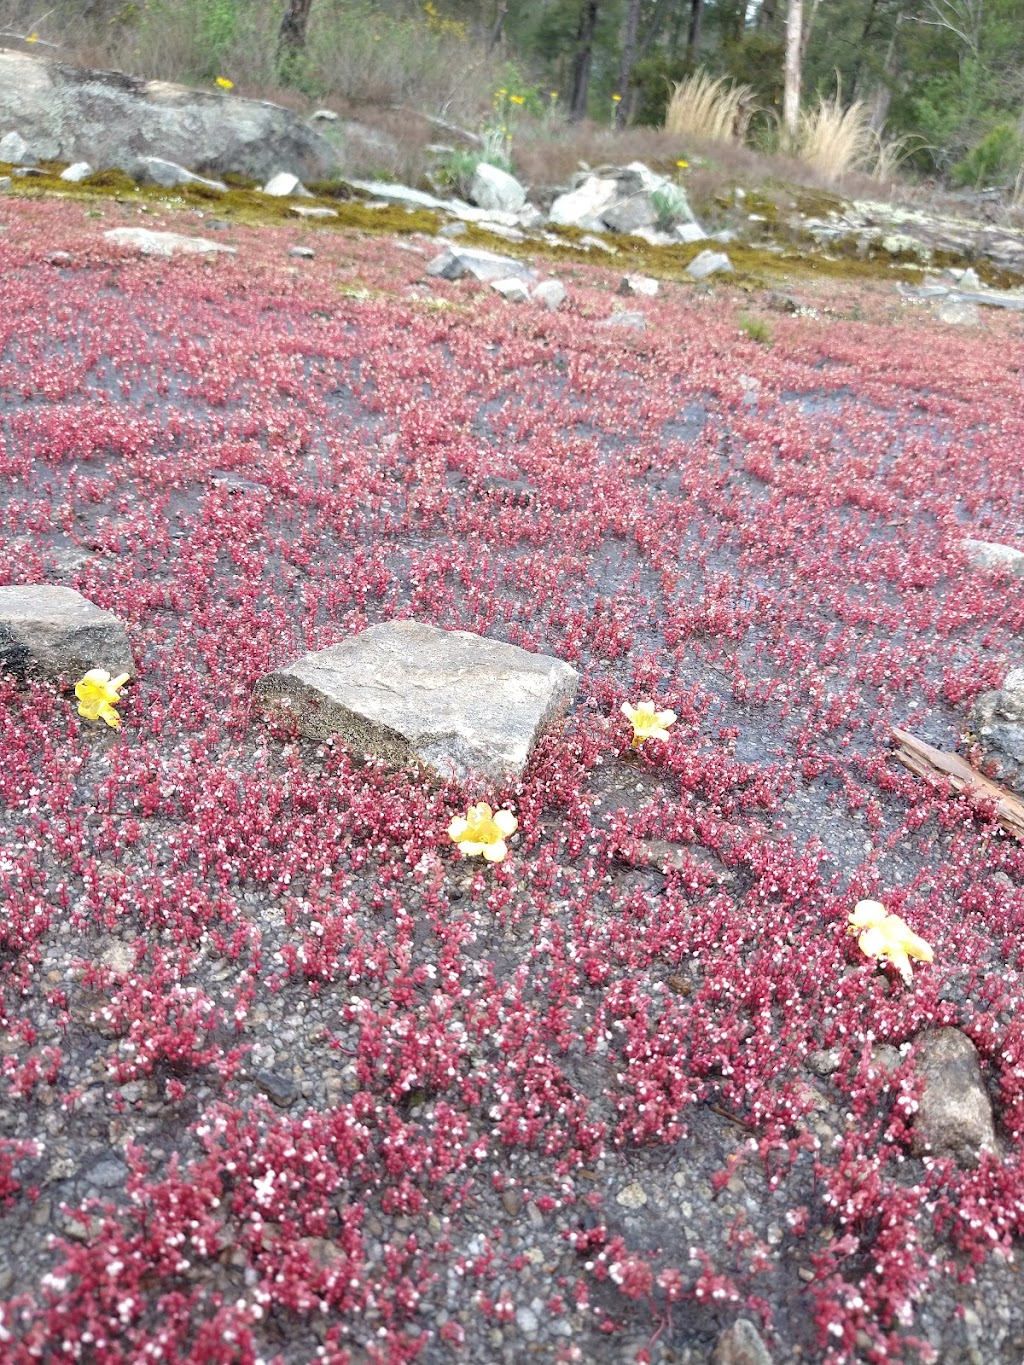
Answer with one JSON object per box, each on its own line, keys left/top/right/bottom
{"left": 3, "top": 0, "right": 1023, "bottom": 192}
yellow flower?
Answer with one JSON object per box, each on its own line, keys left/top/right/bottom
{"left": 447, "top": 803, "right": 518, "bottom": 863}
{"left": 676, "top": 159, "right": 689, "bottom": 169}
{"left": 75, "top": 669, "right": 130, "bottom": 728}
{"left": 550, "top": 91, "right": 558, "bottom": 100}
{"left": 848, "top": 900, "right": 933, "bottom": 985}
{"left": 621, "top": 699, "right": 676, "bottom": 749}
{"left": 26, "top": 32, "right": 38, "bottom": 43}
{"left": 215, "top": 76, "right": 234, "bottom": 90}
{"left": 612, "top": 93, "right": 622, "bottom": 102}
{"left": 509, "top": 94, "right": 525, "bottom": 105}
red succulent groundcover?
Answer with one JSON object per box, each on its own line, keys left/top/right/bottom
{"left": 2, "top": 196, "right": 1024, "bottom": 1363}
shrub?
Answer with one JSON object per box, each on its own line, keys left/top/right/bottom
{"left": 650, "top": 183, "right": 692, "bottom": 230}
{"left": 951, "top": 124, "right": 1024, "bottom": 189}
{"left": 665, "top": 70, "right": 755, "bottom": 144}
{"left": 794, "top": 92, "right": 877, "bottom": 179}
{"left": 738, "top": 314, "right": 773, "bottom": 345}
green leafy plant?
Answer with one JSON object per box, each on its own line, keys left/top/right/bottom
{"left": 952, "top": 123, "right": 1024, "bottom": 188}
{"left": 650, "top": 183, "right": 692, "bottom": 230}
{"left": 738, "top": 314, "right": 773, "bottom": 346}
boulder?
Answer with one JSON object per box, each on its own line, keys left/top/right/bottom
{"left": 254, "top": 620, "right": 579, "bottom": 784}
{"left": 547, "top": 175, "right": 619, "bottom": 231}
{"left": 0, "top": 49, "right": 340, "bottom": 181}
{"left": 618, "top": 274, "right": 658, "bottom": 298}
{"left": 909, "top": 1027, "right": 996, "bottom": 1167}
{"left": 104, "top": 227, "right": 237, "bottom": 257}
{"left": 687, "top": 249, "right": 734, "bottom": 280}
{"left": 135, "top": 157, "right": 226, "bottom": 191}
{"left": 0, "top": 129, "right": 36, "bottom": 165}
{"left": 962, "top": 539, "right": 1024, "bottom": 577}
{"left": 969, "top": 666, "right": 1024, "bottom": 792}
{"left": 427, "top": 245, "right": 536, "bottom": 285}
{"left": 469, "top": 161, "right": 527, "bottom": 214}
{"left": 548, "top": 162, "right": 700, "bottom": 238}
{"left": 0, "top": 584, "right": 134, "bottom": 683}
{"left": 600, "top": 192, "right": 657, "bottom": 235}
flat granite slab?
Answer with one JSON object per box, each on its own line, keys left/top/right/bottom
{"left": 254, "top": 620, "right": 579, "bottom": 784}
{"left": 0, "top": 583, "right": 134, "bottom": 683}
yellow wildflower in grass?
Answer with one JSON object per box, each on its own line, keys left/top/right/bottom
{"left": 848, "top": 899, "right": 933, "bottom": 985}
{"left": 509, "top": 94, "right": 525, "bottom": 106}
{"left": 26, "top": 32, "right": 38, "bottom": 43}
{"left": 448, "top": 803, "right": 518, "bottom": 863}
{"left": 612, "top": 93, "right": 622, "bottom": 102}
{"left": 621, "top": 699, "right": 677, "bottom": 749}
{"left": 216, "top": 76, "right": 234, "bottom": 90}
{"left": 75, "top": 670, "right": 130, "bottom": 728}
{"left": 676, "top": 159, "right": 689, "bottom": 169}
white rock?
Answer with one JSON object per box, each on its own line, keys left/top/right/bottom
{"left": 469, "top": 161, "right": 527, "bottom": 214}
{"left": 547, "top": 176, "right": 619, "bottom": 230}
{"left": 426, "top": 245, "right": 535, "bottom": 285}
{"left": 254, "top": 620, "right": 579, "bottom": 784}
{"left": 963, "top": 539, "right": 1024, "bottom": 576}
{"left": 674, "top": 221, "right": 707, "bottom": 244}
{"left": 261, "top": 171, "right": 312, "bottom": 197}
{"left": 103, "top": 227, "right": 237, "bottom": 257}
{"left": 60, "top": 161, "right": 93, "bottom": 182}
{"left": 618, "top": 273, "right": 658, "bottom": 297}
{"left": 532, "top": 279, "right": 566, "bottom": 311}
{"left": 936, "top": 298, "right": 979, "bottom": 326}
{"left": 490, "top": 275, "right": 529, "bottom": 302}
{"left": 309, "top": 108, "right": 340, "bottom": 122}
{"left": 289, "top": 205, "right": 337, "bottom": 218}
{"left": 687, "top": 249, "right": 733, "bottom": 280}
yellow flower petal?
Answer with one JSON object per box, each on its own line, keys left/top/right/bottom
{"left": 481, "top": 840, "right": 508, "bottom": 862}
{"left": 492, "top": 809, "right": 518, "bottom": 837}
{"left": 447, "top": 817, "right": 469, "bottom": 840}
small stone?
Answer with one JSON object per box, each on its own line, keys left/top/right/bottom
{"left": 675, "top": 221, "right": 707, "bottom": 244}
{"left": 807, "top": 1048, "right": 841, "bottom": 1077}
{"left": 0, "top": 584, "right": 134, "bottom": 684}
{"left": 687, "top": 249, "right": 733, "bottom": 280}
{"left": 261, "top": 171, "right": 312, "bottom": 197}
{"left": 910, "top": 1027, "right": 996, "bottom": 1167}
{"left": 501, "top": 1189, "right": 523, "bottom": 1217}
{"left": 437, "top": 220, "right": 468, "bottom": 238}
{"left": 60, "top": 162, "right": 93, "bottom": 182}
{"left": 46, "top": 251, "right": 72, "bottom": 265}
{"left": 712, "top": 1319, "right": 774, "bottom": 1365}
{"left": 600, "top": 310, "right": 646, "bottom": 331}
{"left": 87, "top": 1158, "right": 128, "bottom": 1189}
{"left": 936, "top": 299, "right": 979, "bottom": 326}
{"left": 290, "top": 205, "right": 337, "bottom": 218}
{"left": 309, "top": 109, "right": 340, "bottom": 122}
{"left": 251, "top": 1069, "right": 299, "bottom": 1107}
{"left": 426, "top": 245, "right": 535, "bottom": 285}
{"left": 135, "top": 158, "right": 226, "bottom": 192}
{"left": 289, "top": 245, "right": 315, "bottom": 259}
{"left": 515, "top": 1306, "right": 539, "bottom": 1334}
{"left": 532, "top": 279, "right": 566, "bottom": 310}
{"left": 615, "top": 1180, "right": 648, "bottom": 1210}
{"left": 490, "top": 275, "right": 529, "bottom": 303}
{"left": 618, "top": 273, "right": 658, "bottom": 297}
{"left": 0, "top": 176, "right": 11, "bottom": 193}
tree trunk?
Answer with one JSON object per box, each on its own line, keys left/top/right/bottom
{"left": 615, "top": 0, "right": 642, "bottom": 126}
{"left": 278, "top": 0, "right": 314, "bottom": 63}
{"left": 487, "top": 0, "right": 508, "bottom": 53}
{"left": 687, "top": 0, "right": 705, "bottom": 60}
{"left": 783, "top": 0, "right": 802, "bottom": 138}
{"left": 569, "top": 0, "right": 601, "bottom": 123}
{"left": 758, "top": 0, "right": 777, "bottom": 30}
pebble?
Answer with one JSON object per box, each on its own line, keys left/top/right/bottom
{"left": 615, "top": 1180, "right": 648, "bottom": 1209}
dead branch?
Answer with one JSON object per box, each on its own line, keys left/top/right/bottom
{"left": 891, "top": 727, "right": 1024, "bottom": 840}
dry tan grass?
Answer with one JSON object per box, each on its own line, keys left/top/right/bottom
{"left": 793, "top": 93, "right": 877, "bottom": 180}
{"left": 665, "top": 70, "right": 755, "bottom": 144}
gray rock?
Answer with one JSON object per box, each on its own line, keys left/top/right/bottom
{"left": 347, "top": 178, "right": 450, "bottom": 212}
{"left": 618, "top": 273, "right": 658, "bottom": 298}
{"left": 687, "top": 249, "right": 734, "bottom": 280}
{"left": 104, "top": 227, "right": 237, "bottom": 257}
{"left": 289, "top": 245, "right": 315, "bottom": 259}
{"left": 490, "top": 275, "right": 529, "bottom": 303}
{"left": 0, "top": 51, "right": 340, "bottom": 181}
{"left": 60, "top": 161, "right": 92, "bottom": 182}
{"left": 261, "top": 171, "right": 311, "bottom": 197}
{"left": 289, "top": 205, "right": 336, "bottom": 218}
{"left": 309, "top": 108, "right": 339, "bottom": 122}
{"left": 963, "top": 539, "right": 1024, "bottom": 577}
{"left": 615, "top": 1181, "right": 648, "bottom": 1209}
{"left": 0, "top": 175, "right": 10, "bottom": 192}
{"left": 86, "top": 1158, "right": 127, "bottom": 1189}
{"left": 254, "top": 620, "right": 578, "bottom": 784}
{"left": 437, "top": 220, "right": 467, "bottom": 239}
{"left": 135, "top": 157, "right": 226, "bottom": 191}
{"left": 712, "top": 1318, "right": 774, "bottom": 1365}
{"left": 936, "top": 299, "right": 980, "bottom": 325}
{"left": 426, "top": 245, "right": 535, "bottom": 285}
{"left": 600, "top": 192, "right": 657, "bottom": 234}
{"left": 600, "top": 310, "right": 646, "bottom": 331}
{"left": 14, "top": 166, "right": 45, "bottom": 177}
{"left": 469, "top": 161, "right": 527, "bottom": 214}
{"left": 547, "top": 176, "right": 619, "bottom": 231}
{"left": 969, "top": 666, "right": 1024, "bottom": 792}
{"left": 910, "top": 1027, "right": 996, "bottom": 1167}
{"left": 953, "top": 289, "right": 1024, "bottom": 312}
{"left": 0, "top": 130, "right": 36, "bottom": 165}
{"left": 0, "top": 584, "right": 134, "bottom": 683}
{"left": 251, "top": 1068, "right": 299, "bottom": 1108}
{"left": 532, "top": 279, "right": 566, "bottom": 311}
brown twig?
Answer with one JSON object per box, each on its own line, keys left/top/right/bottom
{"left": 891, "top": 727, "right": 1024, "bottom": 840}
